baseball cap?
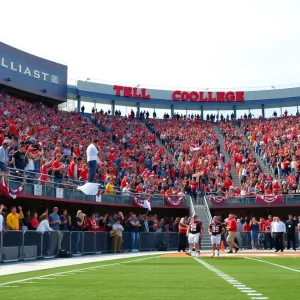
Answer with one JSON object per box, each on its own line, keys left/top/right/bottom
{"left": 213, "top": 216, "right": 218, "bottom": 220}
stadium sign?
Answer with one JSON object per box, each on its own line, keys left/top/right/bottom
{"left": 1, "top": 56, "right": 60, "bottom": 85}
{"left": 113, "top": 85, "right": 150, "bottom": 99}
{"left": 172, "top": 90, "right": 245, "bottom": 102}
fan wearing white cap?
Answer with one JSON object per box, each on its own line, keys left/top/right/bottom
{"left": 208, "top": 216, "right": 225, "bottom": 257}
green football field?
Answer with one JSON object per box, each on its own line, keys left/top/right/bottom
{"left": 0, "top": 254, "right": 299, "bottom": 300}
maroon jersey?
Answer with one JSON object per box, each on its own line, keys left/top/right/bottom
{"left": 209, "top": 222, "right": 223, "bottom": 236}
{"left": 189, "top": 220, "right": 202, "bottom": 234}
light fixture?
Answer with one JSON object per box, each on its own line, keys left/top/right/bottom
{"left": 7, "top": 78, "right": 12, "bottom": 82}
{"left": 42, "top": 89, "right": 47, "bottom": 93}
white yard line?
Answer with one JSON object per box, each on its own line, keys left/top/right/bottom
{"left": 194, "top": 258, "right": 268, "bottom": 300}
{"left": 0, "top": 256, "right": 157, "bottom": 287}
{"left": 245, "top": 258, "right": 300, "bottom": 273}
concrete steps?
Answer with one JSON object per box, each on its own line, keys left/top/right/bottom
{"left": 211, "top": 124, "right": 241, "bottom": 188}
{"left": 194, "top": 205, "right": 212, "bottom": 250}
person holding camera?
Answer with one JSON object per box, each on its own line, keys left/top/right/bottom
{"left": 112, "top": 219, "right": 124, "bottom": 253}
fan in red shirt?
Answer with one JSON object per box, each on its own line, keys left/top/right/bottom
{"left": 86, "top": 213, "right": 99, "bottom": 232}
{"left": 224, "top": 177, "right": 232, "bottom": 191}
{"left": 225, "top": 214, "right": 239, "bottom": 253}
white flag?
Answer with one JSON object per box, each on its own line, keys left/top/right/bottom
{"left": 77, "top": 182, "right": 99, "bottom": 195}
{"left": 96, "top": 194, "right": 102, "bottom": 202}
{"left": 143, "top": 200, "right": 151, "bottom": 211}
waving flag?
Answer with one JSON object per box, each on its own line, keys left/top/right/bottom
{"left": 77, "top": 182, "right": 99, "bottom": 195}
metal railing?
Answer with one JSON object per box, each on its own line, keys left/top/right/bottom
{"left": 4, "top": 167, "right": 191, "bottom": 208}
{"left": 206, "top": 194, "right": 300, "bottom": 207}
{"left": 0, "top": 231, "right": 182, "bottom": 262}
{"left": 203, "top": 196, "right": 212, "bottom": 223}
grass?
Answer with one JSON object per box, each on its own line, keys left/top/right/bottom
{"left": 0, "top": 255, "right": 299, "bottom": 300}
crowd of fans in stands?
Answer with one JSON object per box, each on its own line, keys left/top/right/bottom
{"left": 240, "top": 116, "right": 300, "bottom": 195}
{"left": 1, "top": 93, "right": 300, "bottom": 199}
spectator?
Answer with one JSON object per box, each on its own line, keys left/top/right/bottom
{"left": 12, "top": 142, "right": 26, "bottom": 171}
{"left": 86, "top": 139, "right": 99, "bottom": 182}
{"left": 29, "top": 213, "right": 40, "bottom": 230}
{"left": 48, "top": 207, "right": 63, "bottom": 252}
{"left": 105, "top": 177, "right": 115, "bottom": 195}
{"left": 73, "top": 210, "right": 85, "bottom": 254}
{"left": 36, "top": 213, "right": 53, "bottom": 232}
{"left": 6, "top": 206, "right": 24, "bottom": 230}
{"left": 0, "top": 141, "right": 8, "bottom": 173}
{"left": 86, "top": 213, "right": 99, "bottom": 231}
{"left": 52, "top": 155, "right": 64, "bottom": 187}
{"left": 178, "top": 217, "right": 187, "bottom": 252}
{"left": 128, "top": 213, "right": 140, "bottom": 252}
{"left": 112, "top": 219, "right": 124, "bottom": 253}
{"left": 60, "top": 209, "right": 70, "bottom": 231}
{"left": 250, "top": 217, "right": 259, "bottom": 250}
{"left": 0, "top": 204, "right": 4, "bottom": 232}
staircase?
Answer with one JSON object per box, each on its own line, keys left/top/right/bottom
{"left": 211, "top": 124, "right": 241, "bottom": 188}
{"left": 194, "top": 205, "right": 212, "bottom": 250}
{"left": 234, "top": 125, "right": 271, "bottom": 175}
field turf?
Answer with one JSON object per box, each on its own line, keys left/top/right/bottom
{"left": 0, "top": 254, "right": 299, "bottom": 300}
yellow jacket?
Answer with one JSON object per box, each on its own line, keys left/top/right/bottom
{"left": 105, "top": 183, "right": 114, "bottom": 195}
{"left": 6, "top": 212, "right": 24, "bottom": 230}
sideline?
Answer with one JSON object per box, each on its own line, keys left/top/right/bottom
{"left": 194, "top": 258, "right": 268, "bottom": 300}
{"left": 0, "top": 256, "right": 158, "bottom": 287}
{"left": 245, "top": 257, "right": 300, "bottom": 273}
{"left": 0, "top": 251, "right": 171, "bottom": 277}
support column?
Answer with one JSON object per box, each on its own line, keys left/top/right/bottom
{"left": 233, "top": 105, "right": 237, "bottom": 119}
{"left": 171, "top": 105, "right": 174, "bottom": 118}
{"left": 111, "top": 100, "right": 115, "bottom": 116}
{"left": 261, "top": 104, "right": 265, "bottom": 119}
{"left": 137, "top": 102, "right": 140, "bottom": 119}
{"left": 77, "top": 96, "right": 81, "bottom": 113}
{"left": 201, "top": 106, "right": 203, "bottom": 120}
{"left": 280, "top": 106, "right": 282, "bottom": 116}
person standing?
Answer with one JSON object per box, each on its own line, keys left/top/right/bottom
{"left": 271, "top": 216, "right": 286, "bottom": 252}
{"left": 226, "top": 214, "right": 239, "bottom": 253}
{"left": 86, "top": 139, "right": 99, "bottom": 182}
{"left": 285, "top": 215, "right": 296, "bottom": 251}
{"left": 48, "top": 207, "right": 63, "bottom": 253}
{"left": 0, "top": 204, "right": 4, "bottom": 232}
{"left": 178, "top": 218, "right": 187, "bottom": 252}
{"left": 236, "top": 218, "right": 243, "bottom": 249}
{"left": 0, "top": 141, "right": 8, "bottom": 173}
{"left": 208, "top": 216, "right": 225, "bottom": 257}
{"left": 250, "top": 217, "right": 259, "bottom": 250}
{"left": 187, "top": 215, "right": 203, "bottom": 257}
{"left": 263, "top": 215, "right": 274, "bottom": 249}
{"left": 6, "top": 206, "right": 24, "bottom": 230}
{"left": 128, "top": 213, "right": 141, "bottom": 252}
{"left": 112, "top": 219, "right": 124, "bottom": 253}
{"left": 73, "top": 210, "right": 85, "bottom": 254}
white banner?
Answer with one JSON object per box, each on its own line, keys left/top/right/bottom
{"left": 34, "top": 184, "right": 43, "bottom": 196}
{"left": 56, "top": 188, "right": 64, "bottom": 199}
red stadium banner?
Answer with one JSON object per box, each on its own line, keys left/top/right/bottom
{"left": 165, "top": 195, "right": 184, "bottom": 207}
{"left": 0, "top": 177, "right": 24, "bottom": 199}
{"left": 132, "top": 195, "right": 152, "bottom": 210}
{"left": 209, "top": 195, "right": 227, "bottom": 204}
{"left": 256, "top": 195, "right": 284, "bottom": 204}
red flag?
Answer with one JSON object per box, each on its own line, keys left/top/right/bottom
{"left": 165, "top": 195, "right": 184, "bottom": 207}
{"left": 256, "top": 195, "right": 284, "bottom": 204}
{"left": 0, "top": 177, "right": 24, "bottom": 199}
{"left": 209, "top": 195, "right": 227, "bottom": 204}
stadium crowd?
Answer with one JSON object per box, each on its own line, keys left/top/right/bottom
{"left": 240, "top": 116, "right": 300, "bottom": 194}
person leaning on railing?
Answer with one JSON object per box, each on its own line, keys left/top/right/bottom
{"left": 6, "top": 206, "right": 24, "bottom": 230}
